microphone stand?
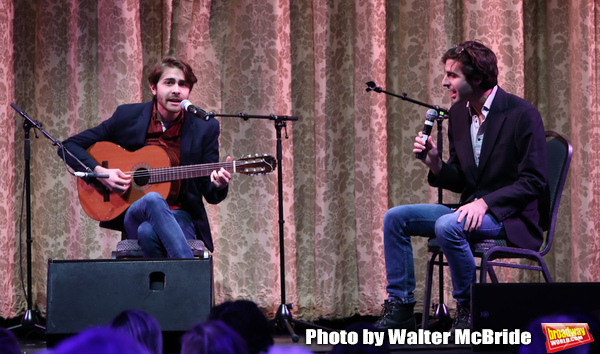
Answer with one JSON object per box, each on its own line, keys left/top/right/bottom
{"left": 365, "top": 81, "right": 449, "bottom": 204}
{"left": 207, "top": 111, "right": 333, "bottom": 342}
{"left": 7, "top": 103, "right": 51, "bottom": 338}
{"left": 8, "top": 103, "right": 115, "bottom": 340}
{"left": 365, "top": 82, "right": 453, "bottom": 328}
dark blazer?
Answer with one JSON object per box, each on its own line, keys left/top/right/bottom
{"left": 59, "top": 101, "right": 227, "bottom": 252}
{"left": 428, "top": 87, "right": 549, "bottom": 250}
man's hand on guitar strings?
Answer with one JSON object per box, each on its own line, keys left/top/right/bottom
{"left": 94, "top": 166, "right": 131, "bottom": 194}
{"left": 211, "top": 156, "right": 232, "bottom": 190}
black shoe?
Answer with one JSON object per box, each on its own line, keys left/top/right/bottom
{"left": 449, "top": 302, "right": 472, "bottom": 335}
{"left": 374, "top": 299, "right": 416, "bottom": 331}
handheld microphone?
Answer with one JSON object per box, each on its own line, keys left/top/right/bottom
{"left": 415, "top": 109, "right": 438, "bottom": 160}
{"left": 180, "top": 99, "right": 210, "bottom": 121}
{"left": 74, "top": 171, "right": 110, "bottom": 179}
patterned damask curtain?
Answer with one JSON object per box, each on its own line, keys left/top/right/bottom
{"left": 0, "top": 0, "right": 598, "bottom": 321}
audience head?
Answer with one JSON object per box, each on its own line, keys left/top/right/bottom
{"left": 109, "top": 309, "right": 163, "bottom": 354}
{"left": 180, "top": 320, "right": 249, "bottom": 354}
{"left": 49, "top": 327, "right": 150, "bottom": 354}
{"left": 267, "top": 345, "right": 314, "bottom": 354}
{"left": 208, "top": 299, "right": 274, "bottom": 354}
{"left": 0, "top": 328, "right": 21, "bottom": 354}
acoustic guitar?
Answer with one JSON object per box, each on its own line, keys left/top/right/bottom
{"left": 77, "top": 141, "right": 276, "bottom": 221}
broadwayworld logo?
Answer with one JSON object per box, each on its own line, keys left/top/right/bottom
{"left": 542, "top": 323, "right": 594, "bottom": 353}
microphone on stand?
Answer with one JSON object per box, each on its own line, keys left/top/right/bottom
{"left": 180, "top": 99, "right": 210, "bottom": 121}
{"left": 74, "top": 171, "right": 110, "bottom": 179}
{"left": 365, "top": 81, "right": 381, "bottom": 92}
{"left": 415, "top": 109, "right": 438, "bottom": 160}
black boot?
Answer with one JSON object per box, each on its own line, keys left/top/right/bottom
{"left": 374, "top": 299, "right": 416, "bottom": 331}
{"left": 449, "top": 302, "right": 472, "bottom": 335}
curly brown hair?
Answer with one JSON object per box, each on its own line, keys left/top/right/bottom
{"left": 442, "top": 41, "right": 498, "bottom": 90}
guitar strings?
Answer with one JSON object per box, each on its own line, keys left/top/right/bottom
{"left": 127, "top": 162, "right": 233, "bottom": 181}
{"left": 125, "top": 158, "right": 273, "bottom": 182}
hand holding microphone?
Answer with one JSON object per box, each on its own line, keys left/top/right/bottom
{"left": 415, "top": 109, "right": 438, "bottom": 160}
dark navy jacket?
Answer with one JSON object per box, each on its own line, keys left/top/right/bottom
{"left": 428, "top": 87, "right": 549, "bottom": 250}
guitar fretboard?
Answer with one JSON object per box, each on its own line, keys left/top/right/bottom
{"left": 131, "top": 158, "right": 273, "bottom": 184}
{"left": 136, "top": 161, "right": 235, "bottom": 184}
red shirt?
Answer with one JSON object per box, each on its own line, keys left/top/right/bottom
{"left": 145, "top": 104, "right": 184, "bottom": 208}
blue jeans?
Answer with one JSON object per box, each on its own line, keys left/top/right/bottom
{"left": 383, "top": 203, "right": 506, "bottom": 305}
{"left": 124, "top": 192, "right": 195, "bottom": 258}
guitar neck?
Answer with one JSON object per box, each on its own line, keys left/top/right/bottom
{"left": 149, "top": 161, "right": 234, "bottom": 184}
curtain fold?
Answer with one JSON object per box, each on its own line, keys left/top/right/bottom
{"left": 0, "top": 0, "right": 598, "bottom": 321}
{"left": 0, "top": 0, "right": 17, "bottom": 316}
{"left": 568, "top": 0, "right": 600, "bottom": 281}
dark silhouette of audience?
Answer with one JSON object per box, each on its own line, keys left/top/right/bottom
{"left": 180, "top": 320, "right": 249, "bottom": 354}
{"left": 267, "top": 345, "right": 314, "bottom": 354}
{"left": 0, "top": 328, "right": 21, "bottom": 354}
{"left": 33, "top": 300, "right": 275, "bottom": 354}
{"left": 45, "top": 326, "right": 151, "bottom": 354}
{"left": 208, "top": 299, "right": 274, "bottom": 354}
{"left": 109, "top": 309, "right": 163, "bottom": 354}
{"left": 11, "top": 298, "right": 600, "bottom": 354}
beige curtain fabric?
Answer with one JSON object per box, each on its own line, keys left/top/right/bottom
{"left": 0, "top": 0, "right": 598, "bottom": 321}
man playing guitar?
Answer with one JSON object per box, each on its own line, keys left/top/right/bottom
{"left": 59, "top": 57, "right": 231, "bottom": 258}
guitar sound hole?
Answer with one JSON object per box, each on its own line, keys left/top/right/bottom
{"left": 133, "top": 168, "right": 150, "bottom": 187}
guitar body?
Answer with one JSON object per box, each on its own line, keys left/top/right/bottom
{"left": 76, "top": 141, "right": 276, "bottom": 222}
{"left": 77, "top": 142, "right": 179, "bottom": 222}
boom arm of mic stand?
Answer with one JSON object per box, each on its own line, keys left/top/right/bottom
{"left": 11, "top": 103, "right": 59, "bottom": 143}
{"left": 365, "top": 82, "right": 450, "bottom": 118}
{"left": 11, "top": 103, "right": 96, "bottom": 175}
{"left": 205, "top": 112, "right": 298, "bottom": 121}
{"left": 365, "top": 83, "right": 448, "bottom": 204}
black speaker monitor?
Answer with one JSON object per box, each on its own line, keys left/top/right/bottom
{"left": 46, "top": 258, "right": 212, "bottom": 346}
